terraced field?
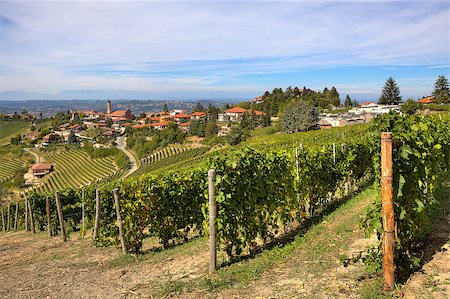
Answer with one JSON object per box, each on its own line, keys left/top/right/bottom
{"left": 0, "top": 121, "right": 30, "bottom": 147}
{"left": 31, "top": 149, "right": 118, "bottom": 194}
{"left": 0, "top": 157, "right": 25, "bottom": 183}
{"left": 132, "top": 146, "right": 210, "bottom": 177}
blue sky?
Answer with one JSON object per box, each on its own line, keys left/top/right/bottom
{"left": 0, "top": 0, "right": 449, "bottom": 101}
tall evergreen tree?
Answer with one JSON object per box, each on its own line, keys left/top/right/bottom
{"left": 344, "top": 95, "right": 352, "bottom": 107}
{"left": 432, "top": 75, "right": 450, "bottom": 104}
{"left": 329, "top": 86, "right": 340, "bottom": 107}
{"left": 192, "top": 102, "right": 205, "bottom": 112}
{"left": 163, "top": 103, "right": 169, "bottom": 112}
{"left": 378, "top": 77, "right": 402, "bottom": 105}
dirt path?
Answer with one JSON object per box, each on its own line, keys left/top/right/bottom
{"left": 116, "top": 136, "right": 138, "bottom": 178}
{"left": 23, "top": 148, "right": 44, "bottom": 163}
{"left": 402, "top": 193, "right": 450, "bottom": 299}
{"left": 0, "top": 232, "right": 209, "bottom": 299}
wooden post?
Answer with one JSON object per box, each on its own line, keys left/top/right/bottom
{"left": 333, "top": 142, "right": 336, "bottom": 164}
{"left": 7, "top": 203, "right": 11, "bottom": 231}
{"left": 81, "top": 189, "right": 85, "bottom": 237}
{"left": 113, "top": 189, "right": 127, "bottom": 254}
{"left": 1, "top": 206, "right": 5, "bottom": 232}
{"left": 295, "top": 147, "right": 299, "bottom": 180}
{"left": 381, "top": 132, "right": 395, "bottom": 291}
{"left": 14, "top": 202, "right": 19, "bottom": 230}
{"left": 27, "top": 200, "right": 35, "bottom": 233}
{"left": 208, "top": 169, "right": 217, "bottom": 274}
{"left": 55, "top": 192, "right": 66, "bottom": 242}
{"left": 24, "top": 198, "right": 28, "bottom": 232}
{"left": 93, "top": 189, "right": 101, "bottom": 241}
{"left": 46, "top": 196, "right": 51, "bottom": 237}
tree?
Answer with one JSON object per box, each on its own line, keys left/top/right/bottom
{"left": 227, "top": 126, "right": 247, "bottom": 145}
{"left": 379, "top": 77, "right": 402, "bottom": 105}
{"left": 432, "top": 75, "right": 449, "bottom": 104}
{"left": 163, "top": 103, "right": 169, "bottom": 112}
{"left": 344, "top": 95, "right": 352, "bottom": 107}
{"left": 329, "top": 86, "right": 340, "bottom": 107}
{"left": 400, "top": 98, "right": 421, "bottom": 115}
{"left": 205, "top": 122, "right": 219, "bottom": 139}
{"left": 105, "top": 117, "right": 113, "bottom": 128}
{"left": 67, "top": 129, "right": 77, "bottom": 144}
{"left": 281, "top": 101, "right": 319, "bottom": 133}
{"left": 193, "top": 102, "right": 205, "bottom": 112}
{"left": 352, "top": 99, "right": 359, "bottom": 107}
{"left": 190, "top": 119, "right": 206, "bottom": 137}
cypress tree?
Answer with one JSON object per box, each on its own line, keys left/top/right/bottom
{"left": 344, "top": 95, "right": 352, "bottom": 107}
{"left": 378, "top": 77, "right": 402, "bottom": 105}
{"left": 432, "top": 75, "right": 449, "bottom": 104}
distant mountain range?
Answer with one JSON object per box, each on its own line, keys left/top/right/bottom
{"left": 0, "top": 99, "right": 227, "bottom": 116}
{"left": 0, "top": 90, "right": 253, "bottom": 101}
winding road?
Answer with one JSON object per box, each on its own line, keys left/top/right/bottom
{"left": 116, "top": 136, "right": 138, "bottom": 178}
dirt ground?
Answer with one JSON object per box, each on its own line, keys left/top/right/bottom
{"left": 0, "top": 231, "right": 209, "bottom": 299}
{"left": 402, "top": 210, "right": 450, "bottom": 299}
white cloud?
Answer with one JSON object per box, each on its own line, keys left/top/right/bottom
{"left": 0, "top": 0, "right": 448, "bottom": 95}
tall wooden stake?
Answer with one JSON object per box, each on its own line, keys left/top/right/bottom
{"left": 14, "top": 202, "right": 19, "bottom": 230}
{"left": 93, "top": 189, "right": 101, "bottom": 241}
{"left": 24, "top": 198, "right": 28, "bottom": 232}
{"left": 113, "top": 189, "right": 127, "bottom": 254}
{"left": 1, "top": 207, "right": 5, "bottom": 232}
{"left": 55, "top": 192, "right": 66, "bottom": 242}
{"left": 28, "top": 200, "right": 35, "bottom": 233}
{"left": 81, "top": 189, "right": 85, "bottom": 237}
{"left": 46, "top": 196, "right": 51, "bottom": 237}
{"left": 333, "top": 142, "right": 336, "bottom": 164}
{"left": 7, "top": 203, "right": 11, "bottom": 231}
{"left": 381, "top": 132, "right": 395, "bottom": 291}
{"left": 295, "top": 147, "right": 299, "bottom": 180}
{"left": 208, "top": 169, "right": 217, "bottom": 274}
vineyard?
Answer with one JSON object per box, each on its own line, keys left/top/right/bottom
{"left": 1, "top": 113, "right": 449, "bottom": 298}
{"left": 0, "top": 157, "right": 25, "bottom": 183}
{"left": 132, "top": 145, "right": 210, "bottom": 177}
{"left": 0, "top": 121, "right": 30, "bottom": 147}
{"left": 29, "top": 149, "right": 119, "bottom": 194}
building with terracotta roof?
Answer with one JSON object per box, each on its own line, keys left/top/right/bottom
{"left": 190, "top": 111, "right": 207, "bottom": 120}
{"left": 179, "top": 122, "right": 191, "bottom": 132}
{"left": 173, "top": 113, "right": 190, "bottom": 124}
{"left": 30, "top": 163, "right": 53, "bottom": 177}
{"left": 106, "top": 109, "right": 132, "bottom": 121}
{"left": 417, "top": 96, "right": 434, "bottom": 104}
{"left": 24, "top": 131, "right": 40, "bottom": 141}
{"left": 222, "top": 107, "right": 265, "bottom": 122}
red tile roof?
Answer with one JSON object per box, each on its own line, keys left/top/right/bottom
{"left": 174, "top": 113, "right": 190, "bottom": 118}
{"left": 417, "top": 97, "right": 434, "bottom": 104}
{"left": 31, "top": 163, "right": 53, "bottom": 171}
{"left": 180, "top": 122, "right": 191, "bottom": 127}
{"left": 190, "top": 111, "right": 206, "bottom": 117}
{"left": 224, "top": 107, "right": 248, "bottom": 113}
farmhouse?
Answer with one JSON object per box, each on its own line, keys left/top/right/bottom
{"left": 173, "top": 113, "right": 190, "bottom": 124}
{"left": 222, "top": 107, "right": 265, "bottom": 122}
{"left": 24, "top": 131, "right": 40, "bottom": 141}
{"left": 30, "top": 163, "right": 53, "bottom": 178}
{"left": 190, "top": 111, "right": 206, "bottom": 120}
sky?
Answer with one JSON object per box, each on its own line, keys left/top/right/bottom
{"left": 0, "top": 0, "right": 449, "bottom": 101}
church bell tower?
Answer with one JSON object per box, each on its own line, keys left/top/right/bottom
{"left": 106, "top": 99, "right": 112, "bottom": 114}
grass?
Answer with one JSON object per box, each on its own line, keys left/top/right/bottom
{"left": 0, "top": 121, "right": 30, "bottom": 147}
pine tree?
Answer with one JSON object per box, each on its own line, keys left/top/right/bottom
{"left": 329, "top": 86, "right": 340, "bottom": 107}
{"left": 432, "top": 75, "right": 449, "bottom": 104}
{"left": 378, "top": 77, "right": 402, "bottom": 105}
{"left": 344, "top": 95, "right": 352, "bottom": 107}
{"left": 163, "top": 103, "right": 169, "bottom": 112}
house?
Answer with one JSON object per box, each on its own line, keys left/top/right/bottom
{"left": 30, "top": 163, "right": 53, "bottom": 178}
{"left": 218, "top": 113, "right": 230, "bottom": 122}
{"left": 59, "top": 123, "right": 71, "bottom": 131}
{"left": 250, "top": 96, "right": 263, "bottom": 104}
{"left": 152, "top": 121, "right": 171, "bottom": 130}
{"left": 24, "top": 131, "right": 40, "bottom": 141}
{"left": 179, "top": 122, "right": 191, "bottom": 132}
{"left": 106, "top": 109, "right": 133, "bottom": 121}
{"left": 349, "top": 103, "right": 400, "bottom": 115}
{"left": 173, "top": 113, "right": 191, "bottom": 124}
{"left": 42, "top": 133, "right": 59, "bottom": 143}
{"left": 218, "top": 124, "right": 231, "bottom": 136}
{"left": 102, "top": 130, "right": 116, "bottom": 138}
{"left": 169, "top": 109, "right": 187, "bottom": 116}
{"left": 318, "top": 119, "right": 332, "bottom": 129}
{"left": 417, "top": 96, "right": 434, "bottom": 104}
{"left": 190, "top": 111, "right": 207, "bottom": 120}
{"left": 223, "top": 107, "right": 265, "bottom": 122}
